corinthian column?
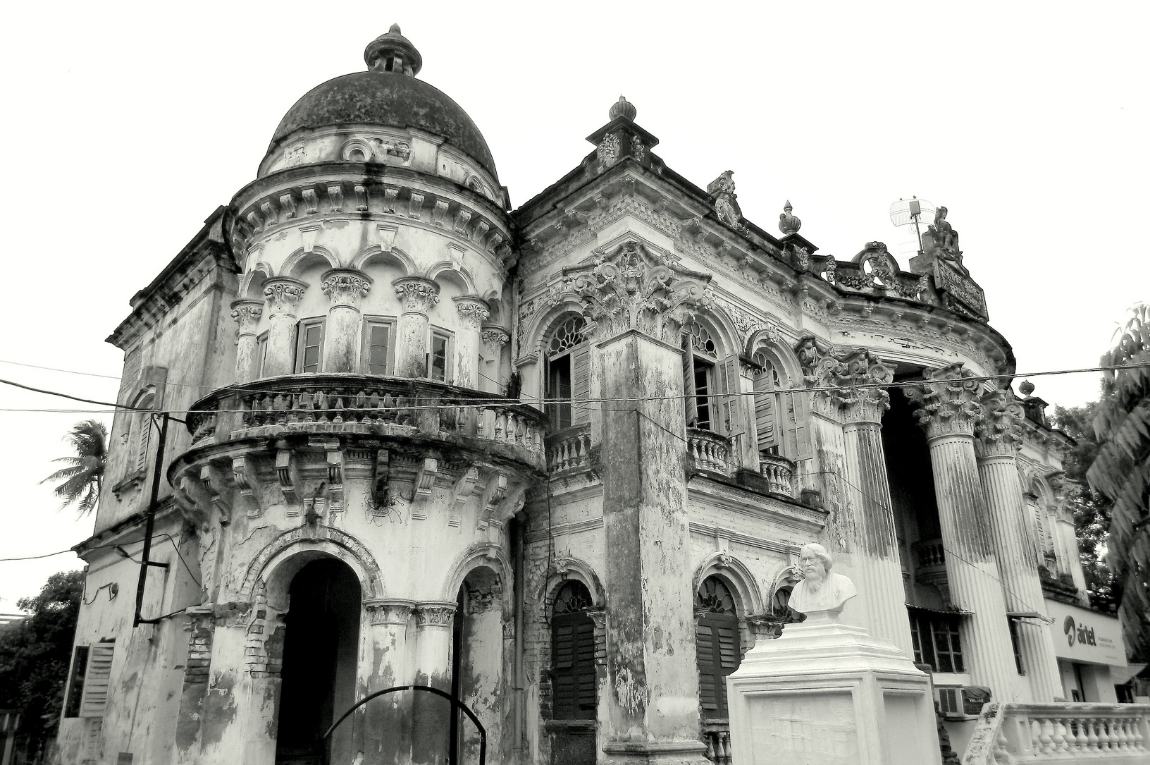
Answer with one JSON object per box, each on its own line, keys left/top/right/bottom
{"left": 362, "top": 600, "right": 414, "bottom": 763}
{"left": 410, "top": 603, "right": 456, "bottom": 765}
{"left": 800, "top": 341, "right": 913, "bottom": 657}
{"left": 261, "top": 278, "right": 307, "bottom": 377}
{"left": 392, "top": 277, "right": 440, "bottom": 378}
{"left": 905, "top": 365, "right": 1020, "bottom": 702}
{"left": 453, "top": 296, "right": 490, "bottom": 389}
{"left": 320, "top": 269, "right": 372, "bottom": 373}
{"left": 975, "top": 389, "right": 1062, "bottom": 702}
{"left": 230, "top": 299, "right": 263, "bottom": 382}
{"left": 480, "top": 326, "right": 510, "bottom": 394}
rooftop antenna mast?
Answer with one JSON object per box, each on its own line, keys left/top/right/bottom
{"left": 889, "top": 197, "right": 935, "bottom": 256}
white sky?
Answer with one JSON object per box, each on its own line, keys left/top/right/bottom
{"left": 0, "top": 2, "right": 1145, "bottom": 605}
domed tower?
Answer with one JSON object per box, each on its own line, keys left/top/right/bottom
{"left": 170, "top": 28, "right": 536, "bottom": 765}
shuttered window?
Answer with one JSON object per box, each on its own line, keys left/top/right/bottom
{"left": 551, "top": 581, "right": 596, "bottom": 720}
{"left": 65, "top": 643, "right": 115, "bottom": 718}
{"left": 695, "top": 577, "right": 741, "bottom": 720}
{"left": 753, "top": 354, "right": 780, "bottom": 454}
{"left": 545, "top": 316, "right": 589, "bottom": 431}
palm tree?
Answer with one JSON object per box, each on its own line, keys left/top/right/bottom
{"left": 41, "top": 419, "right": 109, "bottom": 516}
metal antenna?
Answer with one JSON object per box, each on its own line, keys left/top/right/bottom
{"left": 889, "top": 196, "right": 935, "bottom": 256}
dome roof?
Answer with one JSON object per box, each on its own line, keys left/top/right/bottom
{"left": 266, "top": 27, "right": 498, "bottom": 180}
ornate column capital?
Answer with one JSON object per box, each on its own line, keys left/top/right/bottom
{"left": 230, "top": 299, "right": 263, "bottom": 335}
{"left": 454, "top": 296, "right": 491, "bottom": 330}
{"left": 795, "top": 336, "right": 894, "bottom": 424}
{"left": 263, "top": 277, "right": 308, "bottom": 315}
{"left": 413, "top": 602, "right": 456, "bottom": 628}
{"left": 321, "top": 268, "right": 372, "bottom": 309}
{"left": 903, "top": 364, "right": 984, "bottom": 440}
{"left": 975, "top": 389, "right": 1025, "bottom": 458}
{"left": 481, "top": 325, "right": 510, "bottom": 357}
{"left": 392, "top": 277, "right": 440, "bottom": 314}
{"left": 364, "top": 598, "right": 414, "bottom": 626}
{"left": 562, "top": 240, "right": 713, "bottom": 343}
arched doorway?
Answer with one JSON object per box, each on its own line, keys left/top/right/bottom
{"left": 275, "top": 558, "right": 361, "bottom": 765}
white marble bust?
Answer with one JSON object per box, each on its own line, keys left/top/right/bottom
{"left": 788, "top": 543, "right": 857, "bottom": 615}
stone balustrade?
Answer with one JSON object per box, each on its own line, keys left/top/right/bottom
{"left": 915, "top": 537, "right": 947, "bottom": 567}
{"left": 183, "top": 374, "right": 548, "bottom": 470}
{"left": 702, "top": 722, "right": 732, "bottom": 765}
{"left": 687, "top": 429, "right": 731, "bottom": 475}
{"left": 963, "top": 703, "right": 1150, "bottom": 764}
{"left": 546, "top": 424, "right": 592, "bottom": 476}
{"left": 758, "top": 452, "right": 796, "bottom": 497}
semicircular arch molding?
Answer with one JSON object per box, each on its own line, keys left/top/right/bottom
{"left": 693, "top": 552, "right": 764, "bottom": 617}
{"left": 239, "top": 526, "right": 385, "bottom": 609}
{"left": 529, "top": 299, "right": 589, "bottom": 357}
{"left": 241, "top": 262, "right": 275, "bottom": 299}
{"left": 352, "top": 245, "right": 417, "bottom": 276}
{"left": 534, "top": 556, "right": 606, "bottom": 613}
{"left": 424, "top": 261, "right": 478, "bottom": 295}
{"left": 748, "top": 335, "right": 804, "bottom": 387}
{"left": 282, "top": 246, "right": 340, "bottom": 278}
{"left": 697, "top": 303, "right": 746, "bottom": 360}
{"left": 441, "top": 543, "right": 514, "bottom": 609}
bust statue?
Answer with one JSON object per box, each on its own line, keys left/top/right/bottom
{"left": 788, "top": 543, "right": 857, "bottom": 615}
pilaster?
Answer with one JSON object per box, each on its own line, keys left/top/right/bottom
{"left": 480, "top": 326, "right": 510, "bottom": 394}
{"left": 230, "top": 300, "right": 263, "bottom": 383}
{"left": 453, "top": 296, "right": 490, "bottom": 389}
{"left": 261, "top": 278, "right": 307, "bottom": 377}
{"left": 904, "top": 365, "right": 1021, "bottom": 702}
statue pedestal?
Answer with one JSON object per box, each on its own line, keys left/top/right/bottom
{"left": 726, "top": 612, "right": 941, "bottom": 765}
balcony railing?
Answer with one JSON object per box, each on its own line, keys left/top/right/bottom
{"left": 547, "top": 425, "right": 592, "bottom": 476}
{"left": 913, "top": 538, "right": 948, "bottom": 589}
{"left": 963, "top": 702, "right": 1150, "bottom": 764}
{"left": 183, "top": 374, "right": 548, "bottom": 468}
{"left": 688, "top": 428, "right": 731, "bottom": 475}
{"left": 758, "top": 452, "right": 796, "bottom": 497}
{"left": 702, "top": 721, "right": 732, "bottom": 765}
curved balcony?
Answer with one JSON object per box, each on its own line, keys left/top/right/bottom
{"left": 913, "top": 538, "right": 948, "bottom": 589}
{"left": 758, "top": 453, "right": 796, "bottom": 498}
{"left": 687, "top": 429, "right": 731, "bottom": 476}
{"left": 183, "top": 374, "right": 548, "bottom": 471}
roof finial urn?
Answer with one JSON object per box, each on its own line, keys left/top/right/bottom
{"left": 779, "top": 200, "right": 802, "bottom": 235}
{"left": 1019, "top": 379, "right": 1035, "bottom": 397}
{"left": 609, "top": 95, "right": 637, "bottom": 122}
{"left": 364, "top": 24, "right": 423, "bottom": 76}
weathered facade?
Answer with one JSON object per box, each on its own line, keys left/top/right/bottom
{"left": 58, "top": 27, "right": 1108, "bottom": 765}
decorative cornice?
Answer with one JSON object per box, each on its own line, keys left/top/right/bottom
{"left": 454, "top": 296, "right": 491, "bottom": 330}
{"left": 975, "top": 389, "right": 1025, "bottom": 458}
{"left": 392, "top": 277, "right": 440, "bottom": 313}
{"left": 562, "top": 240, "right": 713, "bottom": 344}
{"left": 230, "top": 299, "right": 263, "bottom": 336}
{"left": 263, "top": 277, "right": 307, "bottom": 314}
{"left": 903, "top": 364, "right": 984, "bottom": 440}
{"left": 320, "top": 268, "right": 372, "bottom": 308}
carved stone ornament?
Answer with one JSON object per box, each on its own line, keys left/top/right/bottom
{"left": 481, "top": 326, "right": 510, "bottom": 357}
{"left": 597, "top": 132, "right": 620, "bottom": 168}
{"left": 263, "top": 278, "right": 307, "bottom": 314}
{"left": 230, "top": 299, "right": 263, "bottom": 335}
{"left": 562, "top": 240, "right": 713, "bottom": 344}
{"left": 974, "top": 389, "right": 1025, "bottom": 458}
{"left": 778, "top": 200, "right": 802, "bottom": 236}
{"left": 921, "top": 205, "right": 964, "bottom": 269}
{"left": 365, "top": 600, "right": 413, "bottom": 626}
{"left": 792, "top": 245, "right": 810, "bottom": 272}
{"left": 795, "top": 336, "right": 894, "bottom": 423}
{"left": 454, "top": 296, "right": 491, "bottom": 330}
{"left": 392, "top": 277, "right": 440, "bottom": 313}
{"left": 320, "top": 269, "right": 372, "bottom": 308}
{"left": 707, "top": 171, "right": 741, "bottom": 227}
{"left": 414, "top": 604, "right": 456, "bottom": 628}
{"left": 902, "top": 364, "right": 985, "bottom": 440}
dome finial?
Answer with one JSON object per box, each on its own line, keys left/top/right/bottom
{"left": 365, "top": 25, "right": 423, "bottom": 76}
{"left": 609, "top": 95, "right": 637, "bottom": 122}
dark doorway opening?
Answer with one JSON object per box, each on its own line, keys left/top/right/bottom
{"left": 275, "top": 558, "right": 361, "bottom": 765}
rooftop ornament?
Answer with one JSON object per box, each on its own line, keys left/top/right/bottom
{"left": 778, "top": 200, "right": 802, "bottom": 236}
{"left": 364, "top": 23, "right": 423, "bottom": 76}
{"left": 609, "top": 95, "right": 637, "bottom": 122}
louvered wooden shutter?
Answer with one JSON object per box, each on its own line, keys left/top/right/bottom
{"left": 570, "top": 344, "right": 591, "bottom": 427}
{"left": 754, "top": 372, "right": 777, "bottom": 451}
{"left": 781, "top": 390, "right": 812, "bottom": 461}
{"left": 696, "top": 614, "right": 740, "bottom": 719}
{"left": 682, "top": 349, "right": 698, "bottom": 427}
{"left": 552, "top": 613, "right": 596, "bottom": 720}
{"left": 80, "top": 644, "right": 115, "bottom": 717}
{"left": 717, "top": 356, "right": 740, "bottom": 437}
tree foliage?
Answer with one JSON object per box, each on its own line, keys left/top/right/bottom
{"left": 0, "top": 570, "right": 83, "bottom": 746}
{"left": 40, "top": 419, "right": 108, "bottom": 516}
{"left": 1085, "top": 302, "right": 1150, "bottom": 661}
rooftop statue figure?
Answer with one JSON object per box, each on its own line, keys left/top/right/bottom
{"left": 788, "top": 543, "right": 858, "bottom": 616}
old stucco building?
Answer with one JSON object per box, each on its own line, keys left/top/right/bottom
{"left": 57, "top": 26, "right": 1120, "bottom": 765}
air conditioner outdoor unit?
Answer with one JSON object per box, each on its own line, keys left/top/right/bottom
{"left": 936, "top": 685, "right": 991, "bottom": 719}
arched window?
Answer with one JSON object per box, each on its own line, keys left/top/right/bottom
{"left": 682, "top": 320, "right": 738, "bottom": 433}
{"left": 751, "top": 349, "right": 810, "bottom": 461}
{"left": 550, "top": 581, "right": 596, "bottom": 720}
{"left": 695, "top": 577, "right": 740, "bottom": 720}
{"left": 545, "top": 315, "right": 589, "bottom": 431}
